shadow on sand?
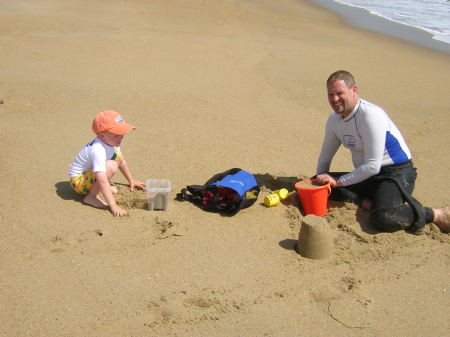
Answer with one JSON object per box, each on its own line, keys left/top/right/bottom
{"left": 254, "top": 173, "right": 308, "bottom": 192}
{"left": 279, "top": 239, "right": 297, "bottom": 251}
{"left": 55, "top": 181, "right": 83, "bottom": 203}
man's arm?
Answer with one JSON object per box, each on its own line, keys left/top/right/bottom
{"left": 316, "top": 115, "right": 341, "bottom": 174}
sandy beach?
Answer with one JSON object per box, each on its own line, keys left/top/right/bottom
{"left": 1, "top": 0, "right": 449, "bottom": 336}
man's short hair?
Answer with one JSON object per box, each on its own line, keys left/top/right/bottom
{"left": 327, "top": 70, "right": 355, "bottom": 88}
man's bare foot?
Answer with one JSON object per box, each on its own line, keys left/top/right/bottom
{"left": 83, "top": 195, "right": 107, "bottom": 209}
{"left": 110, "top": 185, "right": 118, "bottom": 194}
{"left": 432, "top": 207, "right": 450, "bottom": 233}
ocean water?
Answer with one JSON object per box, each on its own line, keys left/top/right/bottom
{"left": 333, "top": 0, "right": 450, "bottom": 45}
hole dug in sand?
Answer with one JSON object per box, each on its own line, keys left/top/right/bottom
{"left": 296, "top": 214, "right": 335, "bottom": 260}
{"left": 114, "top": 185, "right": 148, "bottom": 210}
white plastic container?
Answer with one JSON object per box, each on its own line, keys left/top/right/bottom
{"left": 146, "top": 179, "right": 171, "bottom": 211}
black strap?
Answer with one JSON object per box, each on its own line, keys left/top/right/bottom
{"left": 176, "top": 188, "right": 199, "bottom": 203}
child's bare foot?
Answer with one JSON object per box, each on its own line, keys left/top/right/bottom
{"left": 83, "top": 195, "right": 107, "bottom": 209}
{"left": 432, "top": 207, "right": 450, "bottom": 233}
{"left": 110, "top": 185, "right": 118, "bottom": 194}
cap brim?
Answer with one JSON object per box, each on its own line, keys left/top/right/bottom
{"left": 108, "top": 123, "right": 136, "bottom": 135}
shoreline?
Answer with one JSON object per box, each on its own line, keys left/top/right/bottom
{"left": 309, "top": 0, "right": 450, "bottom": 55}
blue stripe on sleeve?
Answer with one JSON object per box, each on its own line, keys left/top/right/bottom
{"left": 385, "top": 131, "right": 408, "bottom": 164}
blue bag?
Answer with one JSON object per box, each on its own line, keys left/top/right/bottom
{"left": 176, "top": 168, "right": 260, "bottom": 215}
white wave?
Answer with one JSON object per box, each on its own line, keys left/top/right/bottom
{"left": 334, "top": 0, "right": 450, "bottom": 44}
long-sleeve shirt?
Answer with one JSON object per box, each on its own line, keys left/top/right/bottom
{"left": 316, "top": 99, "right": 412, "bottom": 186}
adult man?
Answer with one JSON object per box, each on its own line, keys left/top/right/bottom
{"left": 315, "top": 70, "right": 449, "bottom": 233}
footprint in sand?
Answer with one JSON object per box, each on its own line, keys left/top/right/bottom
{"left": 49, "top": 229, "right": 104, "bottom": 253}
{"left": 327, "top": 295, "right": 373, "bottom": 329}
{"left": 154, "top": 217, "right": 188, "bottom": 239}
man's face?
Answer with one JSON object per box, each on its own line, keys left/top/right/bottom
{"left": 327, "top": 80, "right": 359, "bottom": 118}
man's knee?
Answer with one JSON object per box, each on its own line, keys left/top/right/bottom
{"left": 370, "top": 208, "right": 404, "bottom": 232}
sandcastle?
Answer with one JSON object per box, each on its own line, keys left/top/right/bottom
{"left": 296, "top": 214, "right": 334, "bottom": 260}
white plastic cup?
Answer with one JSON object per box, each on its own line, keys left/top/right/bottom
{"left": 146, "top": 179, "right": 171, "bottom": 211}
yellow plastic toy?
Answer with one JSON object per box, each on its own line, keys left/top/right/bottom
{"left": 264, "top": 193, "right": 280, "bottom": 207}
{"left": 277, "top": 188, "right": 289, "bottom": 201}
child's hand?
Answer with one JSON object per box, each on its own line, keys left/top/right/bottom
{"left": 110, "top": 205, "right": 127, "bottom": 217}
{"left": 130, "top": 180, "right": 146, "bottom": 191}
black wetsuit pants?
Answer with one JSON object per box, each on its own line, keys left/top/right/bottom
{"left": 328, "top": 160, "right": 434, "bottom": 232}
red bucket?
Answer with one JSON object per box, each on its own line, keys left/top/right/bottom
{"left": 294, "top": 179, "right": 331, "bottom": 216}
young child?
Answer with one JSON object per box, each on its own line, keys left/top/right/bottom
{"left": 69, "top": 110, "right": 146, "bottom": 217}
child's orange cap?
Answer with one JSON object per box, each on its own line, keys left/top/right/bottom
{"left": 92, "top": 110, "right": 135, "bottom": 135}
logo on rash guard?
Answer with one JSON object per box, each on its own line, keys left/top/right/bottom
{"left": 343, "top": 135, "right": 356, "bottom": 148}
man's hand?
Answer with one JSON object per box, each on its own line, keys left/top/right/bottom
{"left": 316, "top": 173, "right": 341, "bottom": 188}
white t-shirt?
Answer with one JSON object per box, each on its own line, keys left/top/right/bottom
{"left": 69, "top": 137, "right": 120, "bottom": 178}
{"left": 316, "top": 99, "right": 412, "bottom": 186}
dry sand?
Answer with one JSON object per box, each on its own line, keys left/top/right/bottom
{"left": 1, "top": 0, "right": 449, "bottom": 336}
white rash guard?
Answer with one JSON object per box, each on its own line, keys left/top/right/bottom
{"left": 69, "top": 137, "right": 120, "bottom": 178}
{"left": 316, "top": 99, "right": 412, "bottom": 186}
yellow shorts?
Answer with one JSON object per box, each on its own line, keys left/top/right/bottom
{"left": 69, "top": 153, "right": 122, "bottom": 195}
{"left": 70, "top": 169, "right": 96, "bottom": 195}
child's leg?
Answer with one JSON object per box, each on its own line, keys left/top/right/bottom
{"left": 107, "top": 159, "right": 119, "bottom": 193}
{"left": 83, "top": 160, "right": 119, "bottom": 209}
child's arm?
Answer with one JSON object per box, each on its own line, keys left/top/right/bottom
{"left": 95, "top": 171, "right": 127, "bottom": 216}
{"left": 118, "top": 158, "right": 146, "bottom": 191}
